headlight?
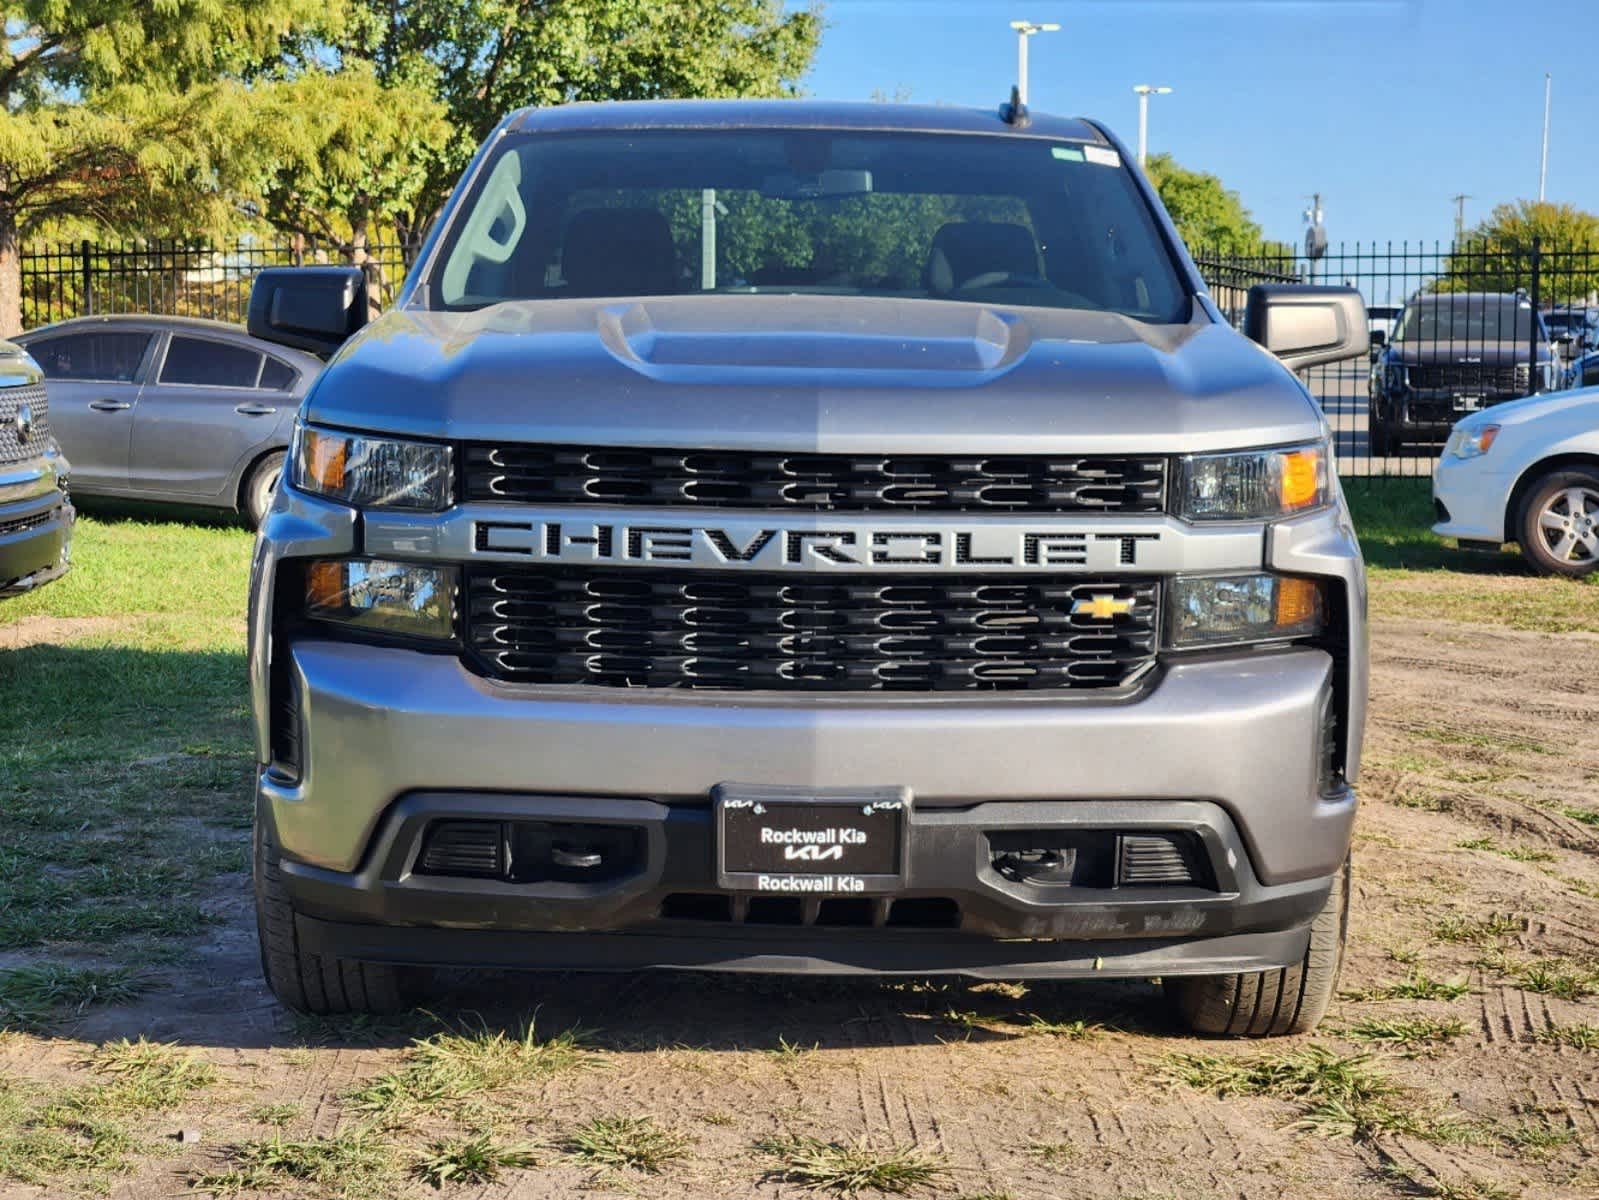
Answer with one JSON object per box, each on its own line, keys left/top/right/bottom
{"left": 1443, "top": 424, "right": 1500, "bottom": 460}
{"left": 1168, "top": 573, "right": 1325, "bottom": 649}
{"left": 292, "top": 424, "right": 453, "bottom": 511}
{"left": 1178, "top": 442, "right": 1329, "bottom": 521}
{"left": 304, "top": 558, "right": 456, "bottom": 640}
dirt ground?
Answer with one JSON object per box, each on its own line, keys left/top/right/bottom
{"left": 4, "top": 612, "right": 1599, "bottom": 1200}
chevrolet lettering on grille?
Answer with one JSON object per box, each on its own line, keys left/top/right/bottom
{"left": 471, "top": 518, "right": 1162, "bottom": 571}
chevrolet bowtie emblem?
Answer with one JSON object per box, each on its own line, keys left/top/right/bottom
{"left": 1071, "top": 594, "right": 1134, "bottom": 620}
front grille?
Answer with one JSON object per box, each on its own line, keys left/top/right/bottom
{"left": 0, "top": 383, "right": 49, "bottom": 465}
{"left": 464, "top": 566, "right": 1159, "bottom": 692}
{"left": 0, "top": 508, "right": 53, "bottom": 538}
{"left": 1406, "top": 363, "right": 1522, "bottom": 394}
{"left": 462, "top": 444, "right": 1167, "bottom": 514}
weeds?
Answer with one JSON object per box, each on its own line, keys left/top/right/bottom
{"left": 566, "top": 1115, "right": 690, "bottom": 1174}
{"left": 412, "top": 1133, "right": 539, "bottom": 1187}
{"left": 190, "top": 1129, "right": 396, "bottom": 1197}
{"left": 84, "top": 1038, "right": 215, "bottom": 1113}
{"left": 1022, "top": 1016, "right": 1101, "bottom": 1039}
{"left": 1340, "top": 1015, "right": 1467, "bottom": 1051}
{"left": 758, "top": 1134, "right": 948, "bottom": 1195}
{"left": 1341, "top": 972, "right": 1470, "bottom": 1002}
{"left": 768, "top": 1035, "right": 821, "bottom": 1062}
{"left": 1431, "top": 914, "right": 1521, "bottom": 944}
{"left": 1534, "top": 1022, "right": 1599, "bottom": 1050}
{"left": 0, "top": 964, "right": 146, "bottom": 1032}
{"left": 1490, "top": 955, "right": 1599, "bottom": 1000}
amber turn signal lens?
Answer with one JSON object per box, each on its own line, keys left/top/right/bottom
{"left": 1274, "top": 576, "right": 1323, "bottom": 629}
{"left": 302, "top": 428, "right": 347, "bottom": 492}
{"left": 304, "top": 560, "right": 346, "bottom": 611}
{"left": 1279, "top": 448, "right": 1323, "bottom": 511}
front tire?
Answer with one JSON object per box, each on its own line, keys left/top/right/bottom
{"left": 1165, "top": 855, "right": 1349, "bottom": 1037}
{"left": 1516, "top": 467, "right": 1599, "bottom": 577}
{"left": 254, "top": 818, "right": 410, "bottom": 1015}
{"left": 242, "top": 451, "right": 285, "bottom": 530}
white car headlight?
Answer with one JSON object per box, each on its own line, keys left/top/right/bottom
{"left": 1444, "top": 424, "right": 1500, "bottom": 460}
{"left": 1178, "top": 441, "right": 1330, "bottom": 521}
{"left": 291, "top": 423, "right": 453, "bottom": 511}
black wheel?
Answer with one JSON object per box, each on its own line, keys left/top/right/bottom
{"left": 1165, "top": 855, "right": 1349, "bottom": 1037}
{"left": 254, "top": 817, "right": 411, "bottom": 1015}
{"left": 1517, "top": 466, "right": 1599, "bottom": 577}
{"left": 243, "top": 451, "right": 285, "bottom": 530}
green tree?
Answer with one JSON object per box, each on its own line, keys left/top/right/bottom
{"left": 1440, "top": 200, "right": 1599, "bottom": 302}
{"left": 1143, "top": 152, "right": 1285, "bottom": 258}
{"left": 338, "top": 0, "right": 824, "bottom": 254}
{"left": 0, "top": 0, "right": 332, "bottom": 333}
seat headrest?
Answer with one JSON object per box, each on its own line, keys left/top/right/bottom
{"left": 562, "top": 208, "right": 677, "bottom": 297}
{"left": 925, "top": 222, "right": 1042, "bottom": 294}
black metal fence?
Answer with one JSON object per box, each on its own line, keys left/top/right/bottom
{"left": 1196, "top": 239, "right": 1599, "bottom": 480}
{"left": 18, "top": 236, "right": 1597, "bottom": 482}
{"left": 19, "top": 238, "right": 410, "bottom": 330}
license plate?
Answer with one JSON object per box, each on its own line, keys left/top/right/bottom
{"left": 715, "top": 784, "right": 908, "bottom": 894}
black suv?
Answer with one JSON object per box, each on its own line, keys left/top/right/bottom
{"left": 1368, "top": 292, "right": 1553, "bottom": 454}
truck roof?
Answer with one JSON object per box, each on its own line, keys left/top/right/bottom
{"left": 507, "top": 98, "right": 1109, "bottom": 144}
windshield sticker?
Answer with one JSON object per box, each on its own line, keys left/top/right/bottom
{"left": 1051, "top": 146, "right": 1085, "bottom": 162}
{"left": 1084, "top": 145, "right": 1121, "bottom": 167}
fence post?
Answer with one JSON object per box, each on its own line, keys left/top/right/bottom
{"left": 1528, "top": 237, "right": 1542, "bottom": 395}
{"left": 79, "top": 239, "right": 93, "bottom": 317}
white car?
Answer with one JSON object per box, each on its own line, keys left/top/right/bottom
{"left": 1433, "top": 388, "right": 1599, "bottom": 576}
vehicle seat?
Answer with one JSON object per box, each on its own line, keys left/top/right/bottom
{"left": 924, "top": 222, "right": 1043, "bottom": 294}
{"left": 561, "top": 208, "right": 678, "bottom": 297}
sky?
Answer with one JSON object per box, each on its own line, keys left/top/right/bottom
{"left": 794, "top": 0, "right": 1596, "bottom": 251}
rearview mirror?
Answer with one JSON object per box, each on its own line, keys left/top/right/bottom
{"left": 1244, "top": 285, "right": 1370, "bottom": 371}
{"left": 247, "top": 266, "right": 369, "bottom": 357}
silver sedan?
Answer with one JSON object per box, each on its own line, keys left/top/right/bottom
{"left": 16, "top": 315, "right": 323, "bottom": 526}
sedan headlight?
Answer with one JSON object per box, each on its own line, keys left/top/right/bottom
{"left": 1169, "top": 573, "right": 1325, "bottom": 649}
{"left": 1443, "top": 424, "right": 1500, "bottom": 460}
{"left": 304, "top": 558, "right": 456, "bottom": 640}
{"left": 292, "top": 424, "right": 453, "bottom": 511}
{"left": 1179, "top": 442, "right": 1329, "bottom": 521}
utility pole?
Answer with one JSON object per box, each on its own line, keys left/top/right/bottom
{"left": 1009, "top": 20, "right": 1059, "bottom": 106}
{"left": 1132, "top": 85, "right": 1173, "bottom": 167}
{"left": 1539, "top": 72, "right": 1551, "bottom": 202}
{"left": 1451, "top": 194, "right": 1471, "bottom": 245}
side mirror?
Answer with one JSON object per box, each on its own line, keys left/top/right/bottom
{"left": 247, "top": 266, "right": 369, "bottom": 357}
{"left": 1244, "top": 284, "right": 1370, "bottom": 371}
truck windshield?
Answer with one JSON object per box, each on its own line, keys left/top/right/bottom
{"left": 1394, "top": 298, "right": 1538, "bottom": 343}
{"left": 429, "top": 129, "right": 1191, "bottom": 323}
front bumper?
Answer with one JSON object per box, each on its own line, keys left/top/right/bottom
{"left": 252, "top": 488, "right": 1366, "bottom": 977}
{"left": 1432, "top": 453, "right": 1513, "bottom": 545}
{"left": 0, "top": 481, "right": 73, "bottom": 597}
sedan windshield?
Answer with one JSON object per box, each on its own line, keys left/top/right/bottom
{"left": 429, "top": 129, "right": 1191, "bottom": 323}
{"left": 1395, "top": 297, "right": 1539, "bottom": 343}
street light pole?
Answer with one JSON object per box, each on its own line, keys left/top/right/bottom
{"left": 1132, "top": 85, "right": 1173, "bottom": 166}
{"left": 1009, "top": 20, "right": 1059, "bottom": 106}
{"left": 1539, "top": 72, "right": 1551, "bottom": 203}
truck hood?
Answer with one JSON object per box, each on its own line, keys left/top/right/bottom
{"left": 306, "top": 295, "right": 1324, "bottom": 454}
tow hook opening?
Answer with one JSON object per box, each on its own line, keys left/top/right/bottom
{"left": 988, "top": 830, "right": 1210, "bottom": 889}
{"left": 416, "top": 819, "right": 645, "bottom": 884}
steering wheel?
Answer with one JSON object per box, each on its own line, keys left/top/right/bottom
{"left": 957, "top": 271, "right": 1052, "bottom": 291}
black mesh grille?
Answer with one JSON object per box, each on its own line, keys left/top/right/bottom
{"left": 464, "top": 566, "right": 1159, "bottom": 692}
{"left": 1407, "top": 363, "right": 1522, "bottom": 393}
{"left": 0, "top": 508, "right": 54, "bottom": 538}
{"left": 462, "top": 444, "right": 1167, "bottom": 514}
{"left": 0, "top": 384, "right": 49, "bottom": 465}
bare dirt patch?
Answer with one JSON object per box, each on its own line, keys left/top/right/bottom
{"left": 0, "top": 615, "right": 122, "bottom": 649}
{"left": 4, "top": 610, "right": 1599, "bottom": 1199}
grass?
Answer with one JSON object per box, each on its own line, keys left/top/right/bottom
{"left": 0, "top": 964, "right": 147, "bottom": 1031}
{"left": 1022, "top": 1015, "right": 1101, "bottom": 1039}
{"left": 1341, "top": 972, "right": 1471, "bottom": 1002}
{"left": 1432, "top": 913, "right": 1522, "bottom": 944}
{"left": 565, "top": 1115, "right": 690, "bottom": 1174}
{"left": 768, "top": 1034, "right": 821, "bottom": 1061}
{"left": 190, "top": 1129, "right": 397, "bottom": 1198}
{"left": 1534, "top": 1022, "right": 1599, "bottom": 1050}
{"left": 757, "top": 1134, "right": 948, "bottom": 1195}
{"left": 85, "top": 1037, "right": 215, "bottom": 1113}
{"left": 412, "top": 1133, "right": 540, "bottom": 1187}
{"left": 1345, "top": 480, "right": 1599, "bottom": 632}
{"left": 1158, "top": 1044, "right": 1482, "bottom": 1145}
{"left": 345, "top": 1019, "right": 596, "bottom": 1118}
{"left": 1495, "top": 955, "right": 1599, "bottom": 1000}
{"left": 1340, "top": 1015, "right": 1468, "bottom": 1051}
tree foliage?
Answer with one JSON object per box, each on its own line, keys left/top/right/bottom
{"left": 336, "top": 0, "right": 824, "bottom": 249}
{"left": 1438, "top": 200, "right": 1599, "bottom": 302}
{"left": 1142, "top": 152, "right": 1284, "bottom": 258}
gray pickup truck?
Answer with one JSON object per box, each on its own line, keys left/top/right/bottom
{"left": 244, "top": 99, "right": 1369, "bottom": 1036}
{"left": 0, "top": 341, "right": 73, "bottom": 598}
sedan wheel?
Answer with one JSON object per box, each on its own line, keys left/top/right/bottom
{"left": 244, "top": 451, "right": 286, "bottom": 530}
{"left": 1518, "top": 469, "right": 1599, "bottom": 577}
